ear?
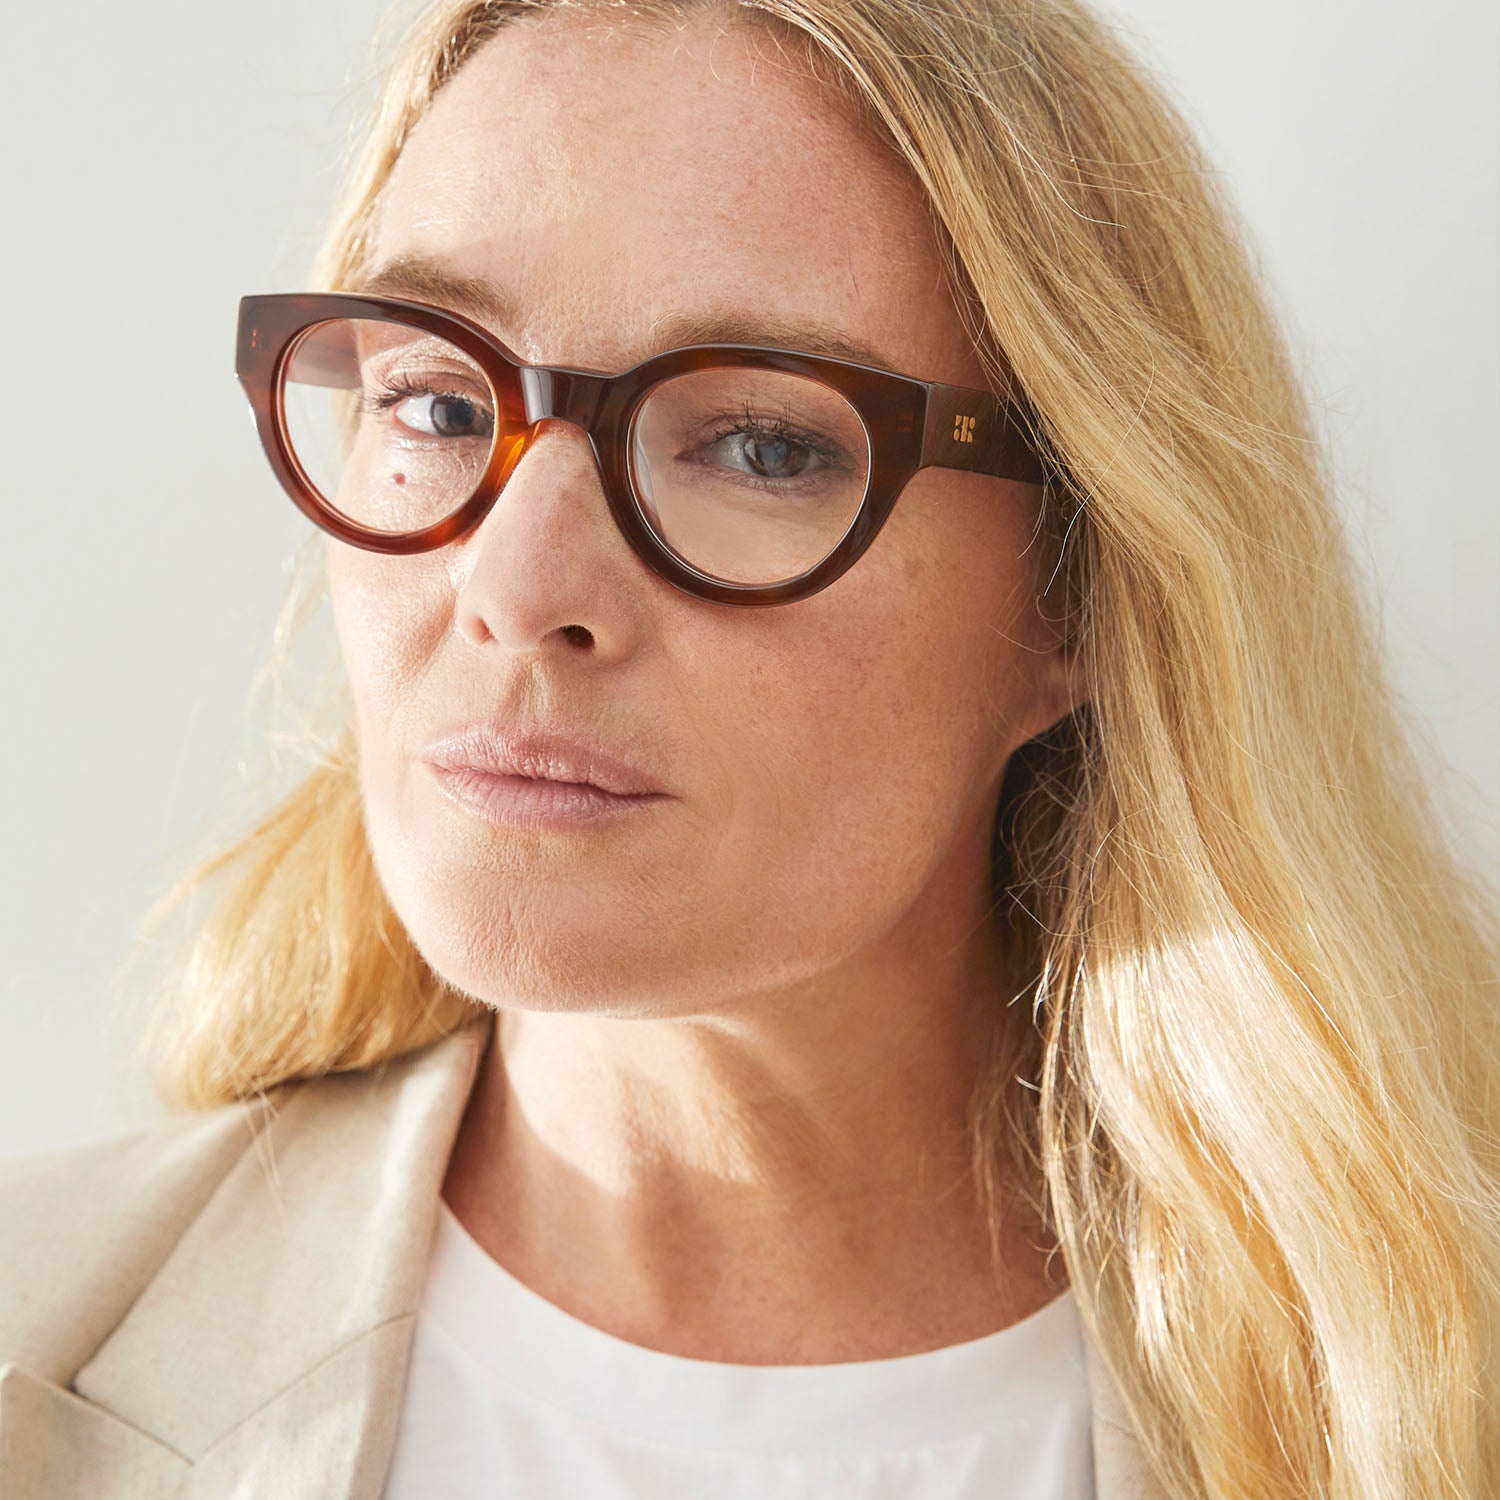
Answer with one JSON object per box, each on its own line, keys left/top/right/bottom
{"left": 1021, "top": 646, "right": 1086, "bottom": 748}
{"left": 1013, "top": 544, "right": 1090, "bottom": 744}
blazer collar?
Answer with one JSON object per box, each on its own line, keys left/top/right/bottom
{"left": 23, "top": 1012, "right": 1157, "bottom": 1499}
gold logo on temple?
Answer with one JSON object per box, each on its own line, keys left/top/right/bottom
{"left": 953, "top": 414, "right": 976, "bottom": 443}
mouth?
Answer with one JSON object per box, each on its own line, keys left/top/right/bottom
{"left": 424, "top": 762, "right": 667, "bottom": 830}
{"left": 421, "top": 725, "right": 666, "bottom": 799}
{"left": 420, "top": 721, "right": 670, "bottom": 830}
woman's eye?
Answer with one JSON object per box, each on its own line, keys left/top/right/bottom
{"left": 390, "top": 391, "right": 494, "bottom": 439}
{"left": 706, "top": 427, "right": 831, "bottom": 482}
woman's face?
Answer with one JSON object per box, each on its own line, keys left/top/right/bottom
{"left": 328, "top": 9, "right": 1075, "bottom": 1015}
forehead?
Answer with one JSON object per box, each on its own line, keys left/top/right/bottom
{"left": 372, "top": 9, "right": 980, "bottom": 381}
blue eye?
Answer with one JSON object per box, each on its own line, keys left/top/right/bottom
{"left": 711, "top": 428, "right": 817, "bottom": 480}
{"left": 701, "top": 413, "right": 845, "bottom": 485}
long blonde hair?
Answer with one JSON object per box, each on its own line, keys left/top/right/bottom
{"left": 123, "top": 2, "right": 1500, "bottom": 1494}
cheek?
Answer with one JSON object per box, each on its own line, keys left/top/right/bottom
{"left": 791, "top": 499, "right": 1045, "bottom": 747}
{"left": 709, "top": 553, "right": 1021, "bottom": 868}
{"left": 327, "top": 546, "right": 448, "bottom": 725}
{"left": 724, "top": 490, "right": 1051, "bottom": 889}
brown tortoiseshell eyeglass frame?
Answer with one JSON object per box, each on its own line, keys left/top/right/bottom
{"left": 236, "top": 291, "right": 1055, "bottom": 607}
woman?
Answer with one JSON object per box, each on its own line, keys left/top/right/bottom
{"left": 2, "top": 1, "right": 1496, "bottom": 1496}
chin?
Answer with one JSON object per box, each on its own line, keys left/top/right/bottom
{"left": 381, "top": 865, "right": 698, "bottom": 1018}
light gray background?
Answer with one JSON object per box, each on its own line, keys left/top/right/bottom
{"left": 3, "top": 1, "right": 1496, "bottom": 1158}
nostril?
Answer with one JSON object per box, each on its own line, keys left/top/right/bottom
{"left": 560, "top": 624, "right": 593, "bottom": 647}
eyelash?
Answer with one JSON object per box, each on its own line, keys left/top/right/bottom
{"left": 705, "top": 405, "right": 845, "bottom": 463}
{"left": 361, "top": 374, "right": 492, "bottom": 417}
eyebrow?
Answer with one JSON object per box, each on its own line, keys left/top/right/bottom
{"left": 356, "top": 257, "right": 516, "bottom": 327}
{"left": 648, "top": 309, "right": 890, "bottom": 369}
{"left": 352, "top": 255, "right": 898, "bottom": 372}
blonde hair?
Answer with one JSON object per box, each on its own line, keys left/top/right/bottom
{"left": 123, "top": 2, "right": 1500, "bottom": 1494}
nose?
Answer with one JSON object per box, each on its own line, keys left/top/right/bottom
{"left": 451, "top": 415, "right": 645, "bottom": 658}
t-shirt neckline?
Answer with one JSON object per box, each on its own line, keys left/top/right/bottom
{"left": 422, "top": 1196, "right": 1092, "bottom": 1456}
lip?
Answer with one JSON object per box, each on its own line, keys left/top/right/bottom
{"left": 421, "top": 723, "right": 667, "bottom": 833}
{"left": 421, "top": 724, "right": 667, "bottom": 799}
{"left": 426, "top": 765, "right": 663, "bottom": 830}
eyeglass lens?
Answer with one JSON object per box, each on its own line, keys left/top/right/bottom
{"left": 280, "top": 318, "right": 874, "bottom": 586}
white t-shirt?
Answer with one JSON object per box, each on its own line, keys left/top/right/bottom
{"left": 381, "top": 1198, "right": 1096, "bottom": 1498}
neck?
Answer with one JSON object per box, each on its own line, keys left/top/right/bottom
{"left": 442, "top": 901, "right": 1062, "bottom": 1364}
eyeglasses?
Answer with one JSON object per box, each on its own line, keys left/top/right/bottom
{"left": 235, "top": 291, "right": 1054, "bottom": 606}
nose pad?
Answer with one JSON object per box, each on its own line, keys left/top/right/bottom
{"left": 502, "top": 366, "right": 609, "bottom": 492}
{"left": 489, "top": 426, "right": 535, "bottom": 497}
{"left": 485, "top": 400, "right": 567, "bottom": 502}
{"left": 520, "top": 366, "right": 556, "bottom": 424}
{"left": 466, "top": 364, "right": 618, "bottom": 563}
{"left": 481, "top": 367, "right": 558, "bottom": 492}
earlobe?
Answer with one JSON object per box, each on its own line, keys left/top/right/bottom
{"left": 1020, "top": 577, "right": 1091, "bottom": 742}
{"left": 1027, "top": 537, "right": 1090, "bottom": 736}
{"left": 1036, "top": 646, "right": 1090, "bottom": 739}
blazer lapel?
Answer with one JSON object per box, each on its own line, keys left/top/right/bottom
{"left": 69, "top": 1013, "right": 491, "bottom": 1500}
{"left": 0, "top": 1362, "right": 190, "bottom": 1500}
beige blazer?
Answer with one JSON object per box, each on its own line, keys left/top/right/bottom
{"left": 0, "top": 1014, "right": 1163, "bottom": 1499}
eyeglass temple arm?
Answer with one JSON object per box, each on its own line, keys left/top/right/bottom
{"left": 920, "top": 381, "right": 1049, "bottom": 486}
